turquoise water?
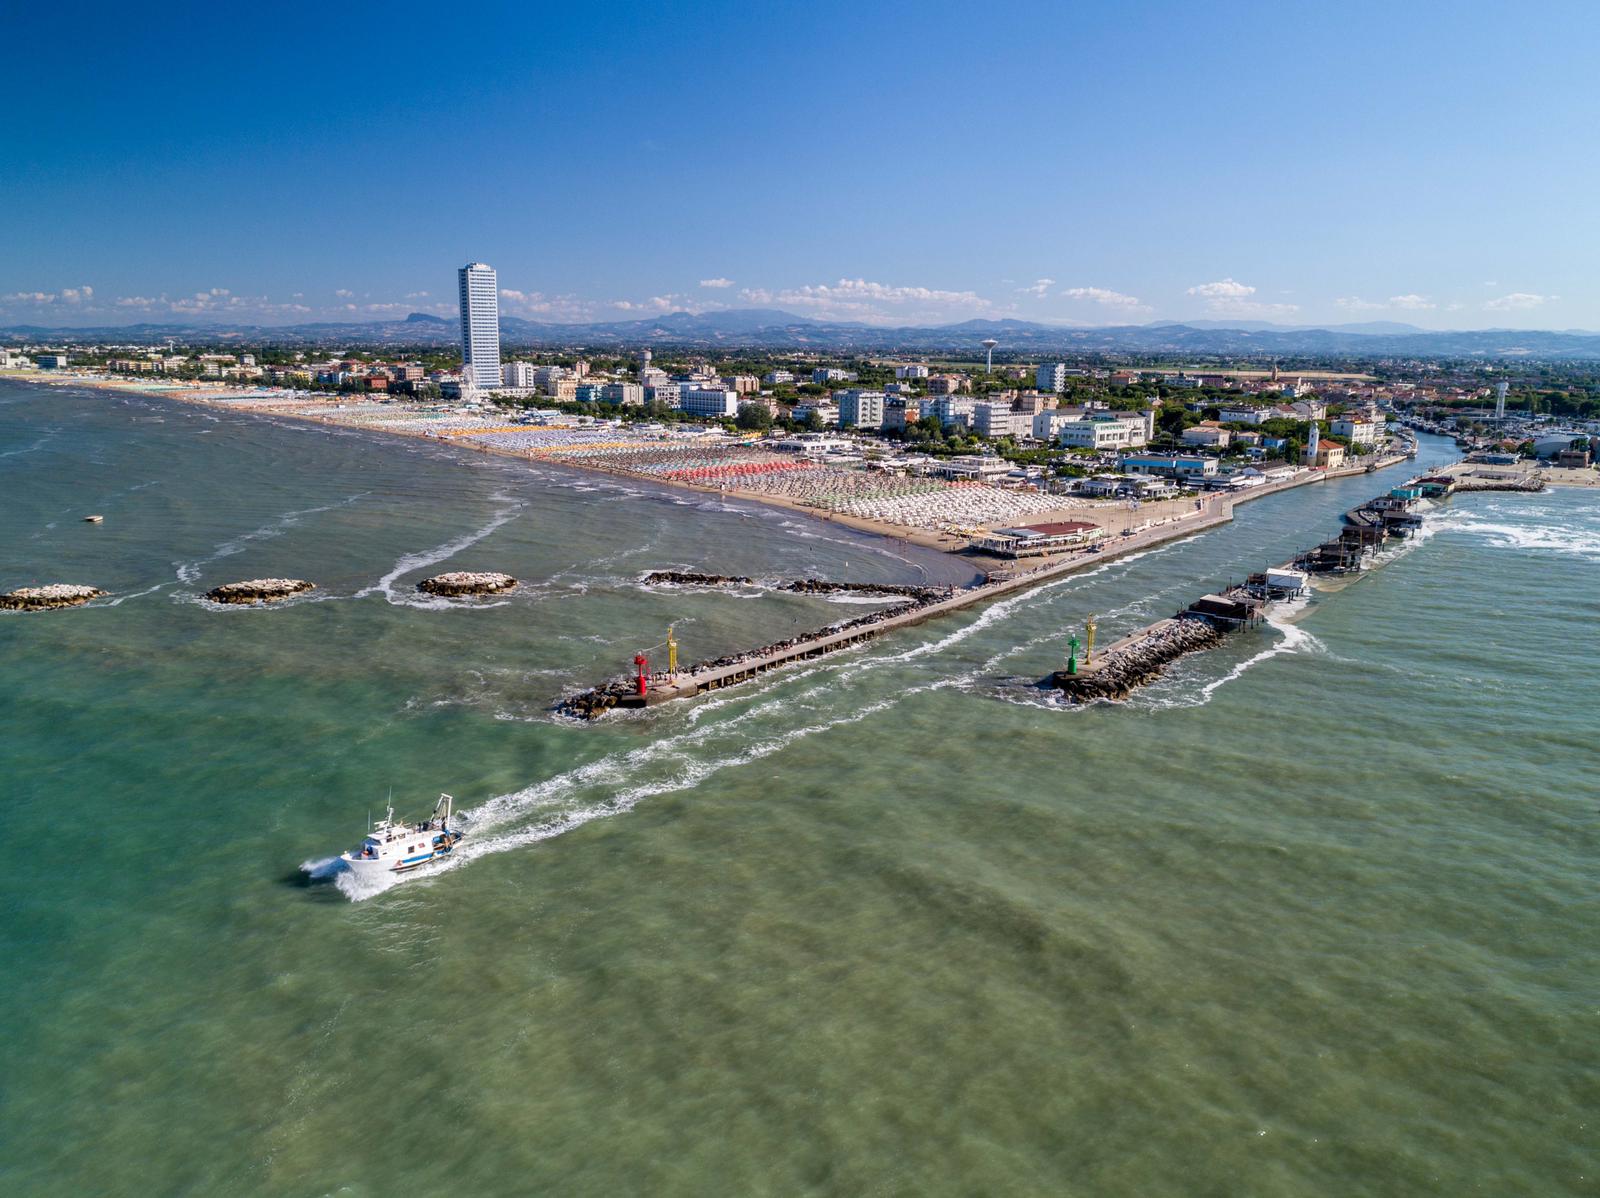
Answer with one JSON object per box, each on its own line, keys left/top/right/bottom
{"left": 3, "top": 381, "right": 1596, "bottom": 1196}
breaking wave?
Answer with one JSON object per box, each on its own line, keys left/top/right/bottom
{"left": 356, "top": 500, "right": 524, "bottom": 604}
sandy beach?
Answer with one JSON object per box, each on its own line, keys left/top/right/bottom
{"left": 4, "top": 369, "right": 1412, "bottom": 568}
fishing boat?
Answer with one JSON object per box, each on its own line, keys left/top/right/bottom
{"left": 339, "top": 794, "right": 462, "bottom": 876}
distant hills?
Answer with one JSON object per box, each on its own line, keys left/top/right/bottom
{"left": 7, "top": 309, "right": 1600, "bottom": 360}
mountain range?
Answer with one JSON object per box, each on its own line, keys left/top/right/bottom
{"left": 7, "top": 309, "right": 1600, "bottom": 360}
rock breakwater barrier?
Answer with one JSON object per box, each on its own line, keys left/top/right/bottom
{"left": 0, "top": 583, "right": 108, "bottom": 611}
{"left": 556, "top": 452, "right": 1426, "bottom": 721}
{"left": 558, "top": 575, "right": 963, "bottom": 719}
{"left": 1047, "top": 618, "right": 1223, "bottom": 702}
{"left": 417, "top": 571, "right": 517, "bottom": 596}
{"left": 642, "top": 570, "right": 755, "bottom": 587}
{"left": 205, "top": 578, "right": 315, "bottom": 605}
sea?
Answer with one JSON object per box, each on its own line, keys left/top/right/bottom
{"left": 2, "top": 379, "right": 1596, "bottom": 1196}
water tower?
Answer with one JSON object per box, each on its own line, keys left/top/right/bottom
{"left": 981, "top": 338, "right": 999, "bottom": 373}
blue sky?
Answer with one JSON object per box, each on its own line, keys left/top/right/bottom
{"left": 4, "top": 0, "right": 1598, "bottom": 329}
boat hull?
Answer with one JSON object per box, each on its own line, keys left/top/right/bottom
{"left": 340, "top": 833, "right": 462, "bottom": 875}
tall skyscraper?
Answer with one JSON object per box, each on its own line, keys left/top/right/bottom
{"left": 458, "top": 263, "right": 501, "bottom": 389}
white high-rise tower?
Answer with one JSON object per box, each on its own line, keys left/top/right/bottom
{"left": 458, "top": 263, "right": 501, "bottom": 389}
{"left": 1494, "top": 381, "right": 1509, "bottom": 420}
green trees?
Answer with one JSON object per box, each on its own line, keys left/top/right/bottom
{"left": 735, "top": 404, "right": 772, "bottom": 431}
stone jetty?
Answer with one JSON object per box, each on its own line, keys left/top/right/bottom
{"left": 1049, "top": 618, "right": 1223, "bottom": 702}
{"left": 642, "top": 570, "right": 755, "bottom": 587}
{"left": 417, "top": 571, "right": 518, "bottom": 596}
{"left": 205, "top": 578, "right": 315, "bottom": 605}
{"left": 775, "top": 578, "right": 939, "bottom": 601}
{"left": 558, "top": 576, "right": 961, "bottom": 719}
{"left": 640, "top": 571, "right": 940, "bottom": 602}
{"left": 0, "top": 583, "right": 108, "bottom": 611}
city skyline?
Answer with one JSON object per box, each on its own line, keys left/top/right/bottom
{"left": 4, "top": 0, "right": 1598, "bottom": 331}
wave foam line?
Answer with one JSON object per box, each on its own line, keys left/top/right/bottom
{"left": 356, "top": 500, "right": 523, "bottom": 603}
{"left": 455, "top": 676, "right": 963, "bottom": 871}
{"left": 1197, "top": 601, "right": 1321, "bottom": 701}
{"left": 175, "top": 493, "right": 370, "bottom": 585}
{"left": 323, "top": 542, "right": 1182, "bottom": 899}
{"left": 1442, "top": 516, "right": 1600, "bottom": 562}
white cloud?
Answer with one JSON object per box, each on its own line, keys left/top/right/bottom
{"left": 1017, "top": 278, "right": 1056, "bottom": 298}
{"left": 737, "top": 277, "right": 990, "bottom": 323}
{"left": 1484, "top": 292, "right": 1555, "bottom": 311}
{"left": 335, "top": 288, "right": 355, "bottom": 299}
{"left": 1187, "top": 278, "right": 1255, "bottom": 299}
{"left": 1335, "top": 294, "right": 1436, "bottom": 312}
{"left": 1061, "top": 286, "right": 1144, "bottom": 309}
{"left": 1185, "top": 277, "right": 1297, "bottom": 319}
{"left": 698, "top": 277, "right": 734, "bottom": 289}
{"left": 404, "top": 291, "right": 430, "bottom": 299}
{"left": 498, "top": 289, "right": 614, "bottom": 322}
{"left": 1, "top": 285, "right": 94, "bottom": 307}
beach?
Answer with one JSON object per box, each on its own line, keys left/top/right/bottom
{"left": 2, "top": 368, "right": 1412, "bottom": 567}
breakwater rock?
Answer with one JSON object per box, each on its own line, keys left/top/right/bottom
{"left": 1049, "top": 618, "right": 1223, "bottom": 702}
{"left": 1454, "top": 478, "right": 1545, "bottom": 493}
{"left": 417, "top": 571, "right": 517, "bottom": 596}
{"left": 0, "top": 583, "right": 108, "bottom": 611}
{"left": 559, "top": 579, "right": 976, "bottom": 720}
{"left": 776, "top": 578, "right": 944, "bottom": 602}
{"left": 557, "top": 680, "right": 637, "bottom": 720}
{"left": 205, "top": 578, "right": 315, "bottom": 605}
{"left": 643, "top": 570, "right": 755, "bottom": 587}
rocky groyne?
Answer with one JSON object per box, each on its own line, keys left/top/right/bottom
{"left": 205, "top": 578, "right": 315, "bottom": 605}
{"left": 1453, "top": 477, "right": 1545, "bottom": 493}
{"left": 557, "top": 679, "right": 639, "bottom": 720}
{"left": 559, "top": 576, "right": 978, "bottom": 719}
{"left": 417, "top": 571, "right": 518, "bottom": 596}
{"left": 1048, "top": 618, "right": 1223, "bottom": 702}
{"left": 642, "top": 570, "right": 755, "bottom": 587}
{"left": 775, "top": 578, "right": 943, "bottom": 601}
{"left": 0, "top": 584, "right": 108, "bottom": 611}
{"left": 640, "top": 571, "right": 944, "bottom": 603}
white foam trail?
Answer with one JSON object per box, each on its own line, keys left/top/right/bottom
{"left": 356, "top": 501, "right": 523, "bottom": 603}
{"left": 103, "top": 582, "right": 169, "bottom": 607}
{"left": 1197, "top": 600, "right": 1321, "bottom": 701}
{"left": 861, "top": 541, "right": 1176, "bottom": 671}
{"left": 323, "top": 539, "right": 1189, "bottom": 900}
{"left": 0, "top": 432, "right": 57, "bottom": 458}
{"left": 174, "top": 494, "right": 368, "bottom": 585}
{"left": 456, "top": 677, "right": 963, "bottom": 869}
{"left": 1441, "top": 517, "right": 1600, "bottom": 562}
{"left": 301, "top": 855, "right": 344, "bottom": 879}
